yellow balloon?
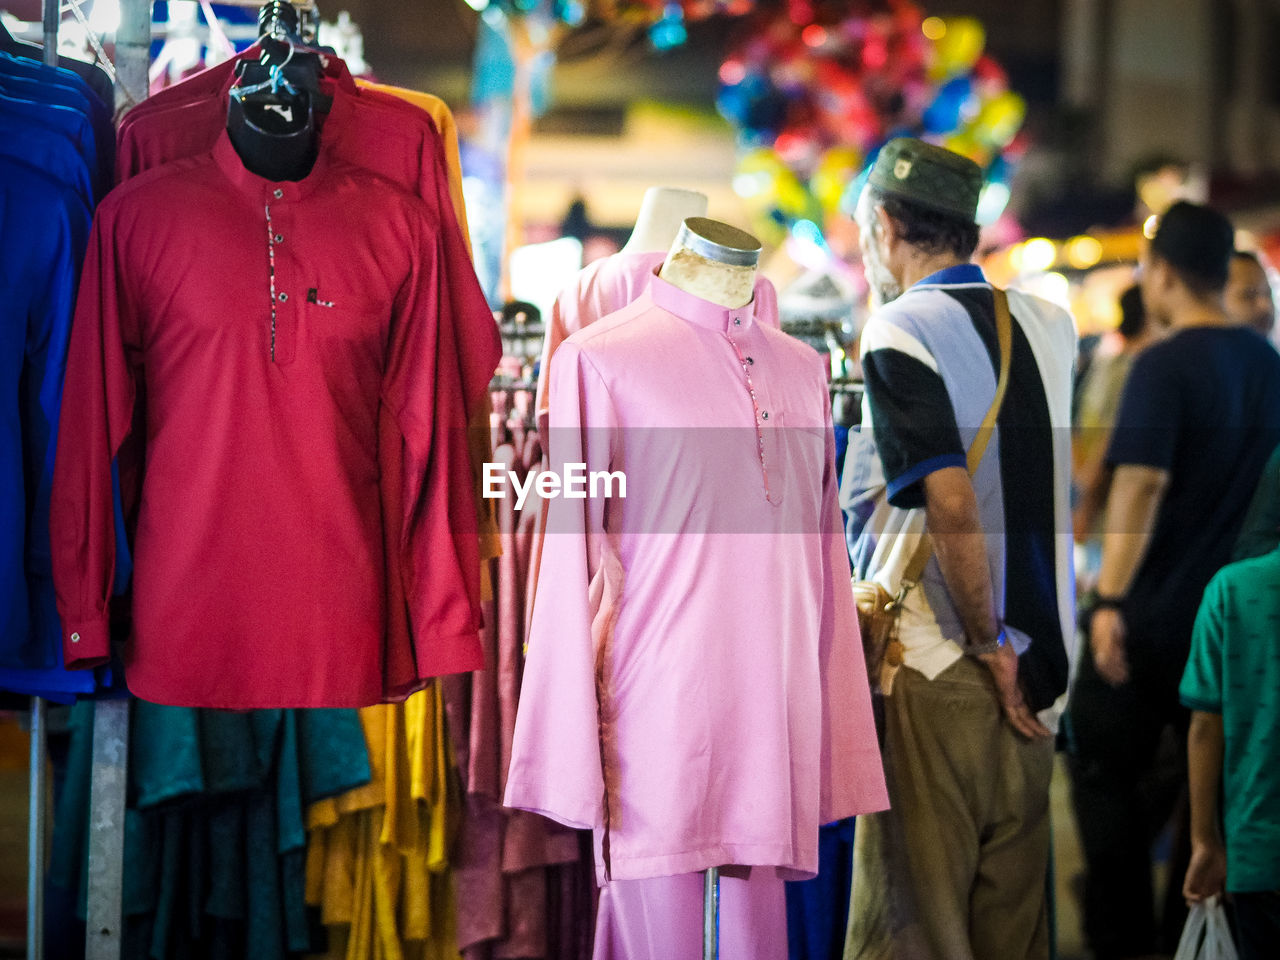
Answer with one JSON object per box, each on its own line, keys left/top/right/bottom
{"left": 973, "top": 91, "right": 1025, "bottom": 148}
{"left": 736, "top": 149, "right": 804, "bottom": 243}
{"left": 810, "top": 146, "right": 863, "bottom": 217}
{"left": 930, "top": 17, "right": 985, "bottom": 81}
{"left": 738, "top": 147, "right": 790, "bottom": 181}
{"left": 775, "top": 174, "right": 812, "bottom": 219}
{"left": 943, "top": 132, "right": 992, "bottom": 168}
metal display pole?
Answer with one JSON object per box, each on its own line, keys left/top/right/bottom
{"left": 41, "top": 0, "right": 58, "bottom": 65}
{"left": 30, "top": 22, "right": 60, "bottom": 960}
{"left": 114, "top": 0, "right": 152, "bottom": 113}
{"left": 85, "top": 0, "right": 150, "bottom": 947}
{"left": 27, "top": 698, "right": 47, "bottom": 960}
{"left": 703, "top": 867, "right": 719, "bottom": 960}
{"left": 85, "top": 700, "right": 129, "bottom": 960}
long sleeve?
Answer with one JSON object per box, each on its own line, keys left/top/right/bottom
{"left": 504, "top": 341, "right": 618, "bottom": 830}
{"left": 51, "top": 204, "right": 138, "bottom": 669}
{"left": 411, "top": 126, "right": 502, "bottom": 671}
{"left": 381, "top": 222, "right": 485, "bottom": 680}
{"left": 817, "top": 389, "right": 889, "bottom": 822}
{"left": 15, "top": 189, "right": 89, "bottom": 673}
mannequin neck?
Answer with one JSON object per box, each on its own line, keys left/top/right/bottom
{"left": 622, "top": 188, "right": 709, "bottom": 255}
{"left": 227, "top": 95, "right": 318, "bottom": 182}
{"left": 659, "top": 248, "right": 756, "bottom": 309}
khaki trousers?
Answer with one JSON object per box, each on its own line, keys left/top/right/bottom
{"left": 845, "top": 657, "right": 1054, "bottom": 960}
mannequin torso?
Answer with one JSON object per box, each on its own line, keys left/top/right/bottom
{"left": 658, "top": 217, "right": 761, "bottom": 309}
{"left": 621, "top": 187, "right": 709, "bottom": 255}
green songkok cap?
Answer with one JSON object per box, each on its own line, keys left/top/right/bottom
{"left": 866, "top": 137, "right": 984, "bottom": 223}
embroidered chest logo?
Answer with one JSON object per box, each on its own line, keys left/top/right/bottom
{"left": 306, "top": 288, "right": 335, "bottom": 308}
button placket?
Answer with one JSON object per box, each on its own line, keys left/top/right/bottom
{"left": 264, "top": 201, "right": 281, "bottom": 361}
{"left": 263, "top": 199, "right": 298, "bottom": 364}
{"left": 725, "top": 322, "right": 772, "bottom": 501}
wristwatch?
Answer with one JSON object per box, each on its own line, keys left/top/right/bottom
{"left": 1089, "top": 593, "right": 1126, "bottom": 613}
{"left": 965, "top": 624, "right": 1008, "bottom": 657}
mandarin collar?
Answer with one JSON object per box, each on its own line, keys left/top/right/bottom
{"left": 212, "top": 125, "right": 333, "bottom": 202}
{"left": 647, "top": 268, "right": 757, "bottom": 334}
{"left": 210, "top": 50, "right": 357, "bottom": 201}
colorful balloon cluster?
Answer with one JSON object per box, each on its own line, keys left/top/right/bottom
{"left": 716, "top": 0, "right": 1027, "bottom": 247}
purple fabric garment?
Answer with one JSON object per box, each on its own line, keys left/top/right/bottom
{"left": 456, "top": 426, "right": 592, "bottom": 957}
{"left": 593, "top": 871, "right": 788, "bottom": 960}
{"left": 505, "top": 272, "right": 888, "bottom": 885}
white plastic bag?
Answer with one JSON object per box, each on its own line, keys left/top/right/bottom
{"left": 1173, "top": 896, "right": 1239, "bottom": 960}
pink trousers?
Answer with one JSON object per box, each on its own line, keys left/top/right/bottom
{"left": 592, "top": 871, "right": 788, "bottom": 960}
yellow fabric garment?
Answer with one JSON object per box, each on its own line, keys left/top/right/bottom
{"left": 306, "top": 686, "right": 463, "bottom": 960}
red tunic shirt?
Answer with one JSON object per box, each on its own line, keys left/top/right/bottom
{"left": 51, "top": 132, "right": 492, "bottom": 708}
{"left": 80, "top": 59, "right": 500, "bottom": 700}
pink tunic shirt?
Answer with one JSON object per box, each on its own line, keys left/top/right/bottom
{"left": 504, "top": 272, "right": 887, "bottom": 884}
{"left": 535, "top": 250, "right": 779, "bottom": 425}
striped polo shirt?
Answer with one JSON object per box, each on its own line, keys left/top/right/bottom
{"left": 840, "top": 264, "right": 1077, "bottom": 715}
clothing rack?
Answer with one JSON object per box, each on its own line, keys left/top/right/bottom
{"left": 75, "top": 1, "right": 149, "bottom": 956}
{"left": 25, "top": 9, "right": 60, "bottom": 958}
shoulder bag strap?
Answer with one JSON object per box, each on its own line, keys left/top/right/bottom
{"left": 898, "top": 286, "right": 1013, "bottom": 587}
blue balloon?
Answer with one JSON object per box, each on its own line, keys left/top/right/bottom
{"left": 922, "top": 76, "right": 973, "bottom": 134}
{"left": 986, "top": 153, "right": 1010, "bottom": 184}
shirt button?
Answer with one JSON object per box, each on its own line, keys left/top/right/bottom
{"left": 274, "top": 234, "right": 284, "bottom": 243}
{"left": 278, "top": 292, "right": 289, "bottom": 302}
{"left": 70, "top": 632, "right": 80, "bottom": 643}
{"left": 733, "top": 318, "right": 741, "bottom": 326}
{"left": 746, "top": 356, "right": 754, "bottom": 365}
{"left": 273, "top": 188, "right": 284, "bottom": 199}
{"left": 761, "top": 411, "right": 770, "bottom": 421}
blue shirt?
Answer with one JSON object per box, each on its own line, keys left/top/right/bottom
{"left": 0, "top": 90, "right": 99, "bottom": 185}
{"left": 0, "top": 112, "right": 94, "bottom": 207}
{"left": 0, "top": 51, "right": 112, "bottom": 188}
{"left": 1, "top": 158, "right": 91, "bottom": 670}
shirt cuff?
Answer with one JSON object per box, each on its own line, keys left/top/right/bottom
{"left": 62, "top": 618, "right": 111, "bottom": 670}
{"left": 412, "top": 629, "right": 485, "bottom": 678}
{"left": 1180, "top": 693, "right": 1222, "bottom": 713}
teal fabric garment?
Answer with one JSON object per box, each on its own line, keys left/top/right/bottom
{"left": 48, "top": 701, "right": 372, "bottom": 958}
{"left": 1180, "top": 548, "right": 1280, "bottom": 892}
{"left": 1234, "top": 442, "right": 1280, "bottom": 561}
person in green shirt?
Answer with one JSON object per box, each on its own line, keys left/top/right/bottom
{"left": 1180, "top": 546, "right": 1280, "bottom": 959}
{"left": 1233, "top": 441, "right": 1280, "bottom": 562}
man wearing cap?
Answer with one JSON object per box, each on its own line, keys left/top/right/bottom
{"left": 1069, "top": 201, "right": 1280, "bottom": 959}
{"left": 842, "top": 139, "right": 1077, "bottom": 959}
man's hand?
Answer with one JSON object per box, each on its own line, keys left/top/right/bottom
{"left": 979, "top": 643, "right": 1052, "bottom": 740}
{"left": 1183, "top": 839, "right": 1227, "bottom": 904}
{"left": 1090, "top": 607, "right": 1129, "bottom": 686}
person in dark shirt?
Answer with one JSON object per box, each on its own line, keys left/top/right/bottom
{"left": 1067, "top": 201, "right": 1280, "bottom": 960}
